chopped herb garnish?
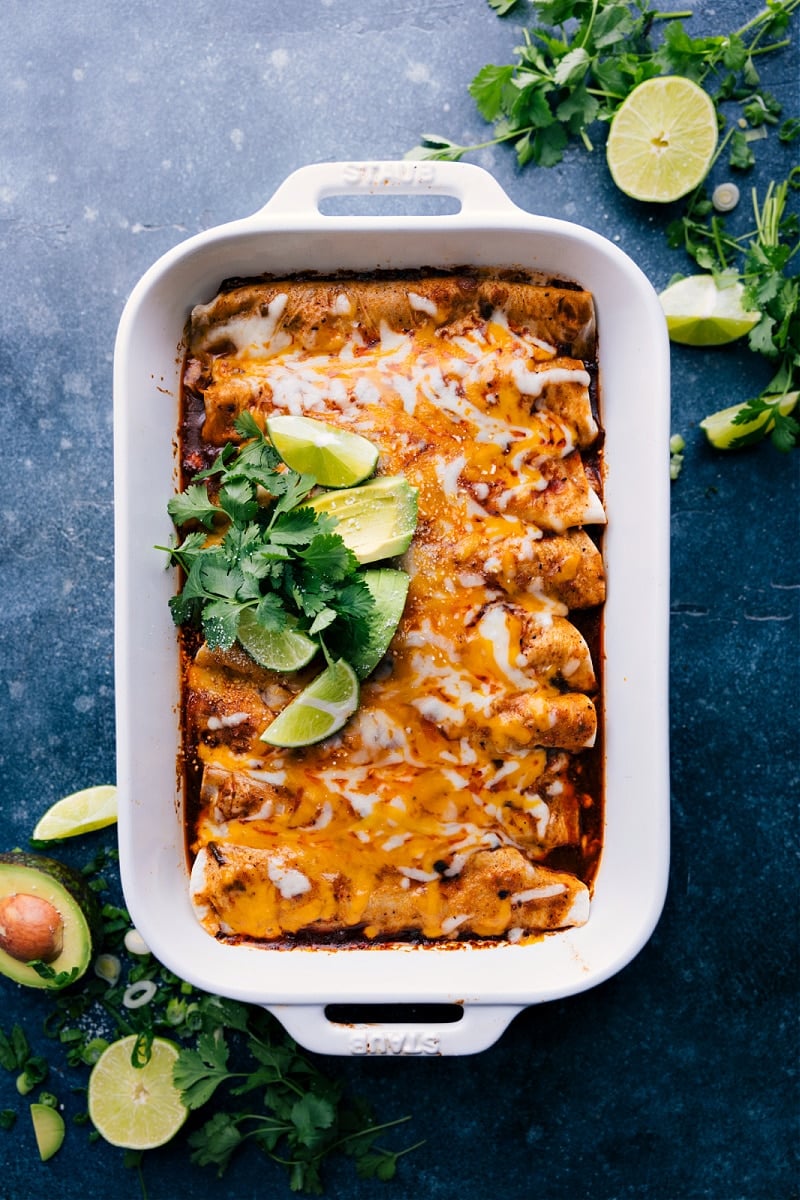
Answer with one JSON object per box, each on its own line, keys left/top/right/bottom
{"left": 163, "top": 414, "right": 379, "bottom": 661}
{"left": 0, "top": 842, "right": 418, "bottom": 1190}
{"left": 408, "top": 0, "right": 800, "bottom": 172}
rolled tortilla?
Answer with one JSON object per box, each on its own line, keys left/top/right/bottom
{"left": 190, "top": 841, "right": 589, "bottom": 941}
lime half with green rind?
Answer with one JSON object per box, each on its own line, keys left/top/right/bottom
{"left": 87, "top": 1036, "right": 188, "bottom": 1151}
{"left": 267, "top": 414, "right": 379, "bottom": 488}
{"left": 236, "top": 609, "right": 318, "bottom": 672}
{"left": 606, "top": 76, "right": 718, "bottom": 203}
{"left": 260, "top": 659, "right": 360, "bottom": 747}
{"left": 700, "top": 391, "right": 799, "bottom": 450}
{"left": 659, "top": 275, "right": 760, "bottom": 346}
{"left": 32, "top": 785, "right": 118, "bottom": 841}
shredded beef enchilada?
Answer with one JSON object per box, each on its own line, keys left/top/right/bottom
{"left": 171, "top": 271, "right": 606, "bottom": 945}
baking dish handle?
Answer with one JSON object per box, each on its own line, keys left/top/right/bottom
{"left": 264, "top": 1002, "right": 524, "bottom": 1057}
{"left": 256, "top": 159, "right": 520, "bottom": 218}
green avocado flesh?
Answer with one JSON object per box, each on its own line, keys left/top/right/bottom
{"left": 0, "top": 852, "right": 99, "bottom": 989}
{"left": 349, "top": 569, "right": 411, "bottom": 679}
{"left": 306, "top": 476, "right": 418, "bottom": 564}
{"left": 31, "top": 1103, "right": 65, "bottom": 1161}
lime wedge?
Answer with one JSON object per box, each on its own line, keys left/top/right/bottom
{"left": 305, "top": 476, "right": 418, "bottom": 564}
{"left": 267, "top": 414, "right": 379, "bottom": 487}
{"left": 237, "top": 609, "right": 318, "bottom": 672}
{"left": 87, "top": 1036, "right": 188, "bottom": 1150}
{"left": 30, "top": 1103, "right": 65, "bottom": 1161}
{"left": 700, "top": 391, "right": 799, "bottom": 449}
{"left": 606, "top": 76, "right": 718, "bottom": 203}
{"left": 32, "top": 785, "right": 118, "bottom": 841}
{"left": 659, "top": 275, "right": 760, "bottom": 346}
{"left": 260, "top": 659, "right": 360, "bottom": 747}
{"left": 347, "top": 569, "right": 410, "bottom": 679}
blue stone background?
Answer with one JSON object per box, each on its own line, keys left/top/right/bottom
{"left": 0, "top": 1, "right": 797, "bottom": 1197}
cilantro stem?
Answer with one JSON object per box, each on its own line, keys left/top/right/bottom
{"left": 734, "top": 0, "right": 800, "bottom": 40}
{"left": 331, "top": 1113, "right": 414, "bottom": 1151}
{"left": 747, "top": 38, "right": 792, "bottom": 55}
{"left": 578, "top": 0, "right": 600, "bottom": 47}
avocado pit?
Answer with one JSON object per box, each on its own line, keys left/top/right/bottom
{"left": 0, "top": 892, "right": 64, "bottom": 963}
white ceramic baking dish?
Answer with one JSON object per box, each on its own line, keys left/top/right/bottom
{"left": 114, "top": 160, "right": 670, "bottom": 1057}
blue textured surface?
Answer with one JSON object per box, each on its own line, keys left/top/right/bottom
{"left": 0, "top": 2, "right": 798, "bottom": 1198}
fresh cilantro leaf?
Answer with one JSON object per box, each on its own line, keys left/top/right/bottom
{"left": 488, "top": 0, "right": 521, "bottom": 13}
{"left": 168, "top": 484, "right": 219, "bottom": 530}
{"left": 298, "top": 534, "right": 359, "bottom": 581}
{"left": 553, "top": 46, "right": 591, "bottom": 87}
{"left": 187, "top": 1111, "right": 245, "bottom": 1175}
{"left": 218, "top": 477, "right": 259, "bottom": 525}
{"left": 0, "top": 1026, "right": 29, "bottom": 1072}
{"left": 535, "top": 0, "right": 584, "bottom": 24}
{"left": 201, "top": 599, "right": 242, "bottom": 651}
{"left": 169, "top": 530, "right": 209, "bottom": 569}
{"left": 269, "top": 507, "right": 333, "bottom": 546}
{"left": 469, "top": 64, "right": 515, "bottom": 121}
{"left": 0, "top": 1110, "right": 16, "bottom": 1131}
{"left": 591, "top": 4, "right": 636, "bottom": 49}
{"left": 234, "top": 410, "right": 263, "bottom": 440}
{"left": 405, "top": 134, "right": 468, "bottom": 162}
{"left": 721, "top": 33, "right": 748, "bottom": 73}
{"left": 557, "top": 84, "right": 599, "bottom": 132}
{"left": 174, "top": 1029, "right": 232, "bottom": 1110}
{"left": 293, "top": 576, "right": 336, "bottom": 619}
{"left": 168, "top": 590, "right": 202, "bottom": 627}
{"left": 729, "top": 129, "right": 756, "bottom": 171}
{"left": 532, "top": 122, "right": 569, "bottom": 166}
{"left": 290, "top": 1092, "right": 337, "bottom": 1149}
{"left": 331, "top": 578, "right": 376, "bottom": 623}
{"left": 269, "top": 471, "right": 318, "bottom": 518}
{"left": 308, "top": 607, "right": 338, "bottom": 636}
{"left": 255, "top": 592, "right": 290, "bottom": 631}
{"left": 779, "top": 117, "right": 800, "bottom": 143}
{"left": 188, "top": 556, "right": 245, "bottom": 602}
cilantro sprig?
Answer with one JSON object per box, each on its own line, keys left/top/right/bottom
{"left": 1, "top": 844, "right": 419, "bottom": 1193}
{"left": 408, "top": 0, "right": 799, "bottom": 172}
{"left": 669, "top": 167, "right": 799, "bottom": 449}
{"left": 174, "top": 1010, "right": 423, "bottom": 1189}
{"left": 164, "top": 412, "right": 375, "bottom": 659}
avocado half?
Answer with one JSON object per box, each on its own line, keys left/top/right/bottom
{"left": 306, "top": 476, "right": 418, "bottom": 564}
{"left": 0, "top": 852, "right": 100, "bottom": 989}
{"left": 349, "top": 568, "right": 411, "bottom": 679}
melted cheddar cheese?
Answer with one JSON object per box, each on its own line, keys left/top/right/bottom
{"left": 181, "top": 273, "right": 604, "bottom": 944}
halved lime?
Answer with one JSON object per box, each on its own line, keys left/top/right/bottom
{"left": 30, "top": 1103, "right": 65, "bottom": 1161}
{"left": 260, "top": 658, "right": 360, "bottom": 747}
{"left": 606, "top": 76, "right": 718, "bottom": 203}
{"left": 700, "top": 391, "right": 799, "bottom": 449}
{"left": 659, "top": 275, "right": 760, "bottom": 346}
{"left": 305, "top": 476, "right": 418, "bottom": 564}
{"left": 267, "top": 414, "right": 379, "bottom": 487}
{"left": 87, "top": 1036, "right": 188, "bottom": 1151}
{"left": 32, "top": 785, "right": 117, "bottom": 841}
{"left": 237, "top": 608, "right": 318, "bottom": 672}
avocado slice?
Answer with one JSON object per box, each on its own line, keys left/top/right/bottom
{"left": 305, "top": 476, "right": 418, "bottom": 564}
{"left": 30, "top": 1103, "right": 65, "bottom": 1161}
{"left": 0, "top": 852, "right": 100, "bottom": 989}
{"left": 348, "top": 569, "right": 411, "bottom": 679}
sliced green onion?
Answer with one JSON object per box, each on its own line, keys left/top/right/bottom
{"left": 122, "top": 980, "right": 157, "bottom": 1009}
{"left": 94, "top": 954, "right": 121, "bottom": 984}
{"left": 123, "top": 928, "right": 150, "bottom": 956}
